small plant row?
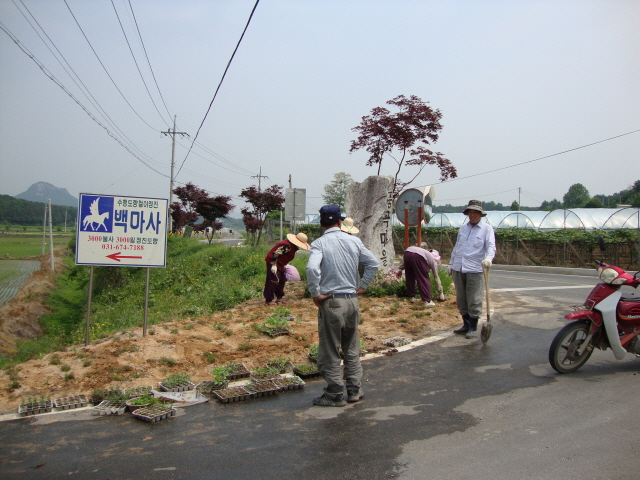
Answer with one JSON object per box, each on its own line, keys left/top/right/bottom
{"left": 53, "top": 394, "right": 89, "bottom": 410}
{"left": 92, "top": 400, "right": 127, "bottom": 416}
{"left": 159, "top": 372, "right": 194, "bottom": 392}
{"left": 211, "top": 375, "right": 306, "bottom": 403}
{"left": 256, "top": 306, "right": 293, "bottom": 337}
{"left": 18, "top": 395, "right": 53, "bottom": 416}
{"left": 124, "top": 386, "right": 153, "bottom": 398}
{"left": 131, "top": 404, "right": 177, "bottom": 423}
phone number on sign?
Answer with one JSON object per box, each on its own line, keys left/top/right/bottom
{"left": 101, "top": 244, "right": 145, "bottom": 250}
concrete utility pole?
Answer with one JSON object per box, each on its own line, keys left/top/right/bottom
{"left": 252, "top": 167, "right": 269, "bottom": 192}
{"left": 161, "top": 116, "right": 188, "bottom": 232}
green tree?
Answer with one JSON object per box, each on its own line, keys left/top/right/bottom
{"left": 563, "top": 183, "right": 590, "bottom": 208}
{"left": 510, "top": 200, "right": 520, "bottom": 211}
{"left": 620, "top": 180, "right": 640, "bottom": 207}
{"left": 322, "top": 172, "right": 354, "bottom": 209}
{"left": 584, "top": 197, "right": 603, "bottom": 208}
{"left": 540, "top": 199, "right": 562, "bottom": 211}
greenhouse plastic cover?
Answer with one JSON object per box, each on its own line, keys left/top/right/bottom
{"left": 425, "top": 207, "right": 639, "bottom": 231}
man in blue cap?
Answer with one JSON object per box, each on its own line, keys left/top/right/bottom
{"left": 306, "top": 205, "right": 379, "bottom": 406}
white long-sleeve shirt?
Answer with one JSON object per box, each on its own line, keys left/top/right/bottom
{"left": 450, "top": 221, "right": 496, "bottom": 273}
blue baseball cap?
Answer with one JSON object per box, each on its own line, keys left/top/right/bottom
{"left": 319, "top": 205, "right": 345, "bottom": 221}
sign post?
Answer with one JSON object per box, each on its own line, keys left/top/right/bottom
{"left": 285, "top": 188, "right": 306, "bottom": 234}
{"left": 76, "top": 193, "right": 168, "bottom": 343}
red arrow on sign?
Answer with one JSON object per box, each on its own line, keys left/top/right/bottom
{"left": 106, "top": 252, "right": 143, "bottom": 262}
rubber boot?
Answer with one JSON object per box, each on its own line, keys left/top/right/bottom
{"left": 453, "top": 314, "right": 470, "bottom": 334}
{"left": 465, "top": 317, "right": 479, "bottom": 339}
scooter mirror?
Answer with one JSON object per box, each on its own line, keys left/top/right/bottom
{"left": 597, "top": 236, "right": 606, "bottom": 252}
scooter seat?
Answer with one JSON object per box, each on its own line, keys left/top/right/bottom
{"left": 620, "top": 293, "right": 640, "bottom": 302}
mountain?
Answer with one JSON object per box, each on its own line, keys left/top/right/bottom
{"left": 15, "top": 182, "right": 78, "bottom": 207}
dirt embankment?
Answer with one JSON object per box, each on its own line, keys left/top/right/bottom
{"left": 0, "top": 255, "right": 461, "bottom": 414}
{"left": 0, "top": 251, "right": 66, "bottom": 355}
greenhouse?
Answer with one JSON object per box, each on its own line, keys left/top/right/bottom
{"left": 425, "top": 207, "right": 640, "bottom": 231}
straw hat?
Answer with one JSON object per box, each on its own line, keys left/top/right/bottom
{"left": 286, "top": 232, "right": 311, "bottom": 250}
{"left": 340, "top": 217, "right": 359, "bottom": 234}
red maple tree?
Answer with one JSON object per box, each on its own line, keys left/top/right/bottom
{"left": 350, "top": 94, "right": 457, "bottom": 195}
{"left": 239, "top": 184, "right": 284, "bottom": 245}
{"left": 171, "top": 182, "right": 234, "bottom": 237}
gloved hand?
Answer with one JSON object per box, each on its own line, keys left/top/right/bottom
{"left": 271, "top": 265, "right": 278, "bottom": 275}
{"left": 481, "top": 258, "right": 492, "bottom": 269}
{"left": 396, "top": 270, "right": 403, "bottom": 278}
{"left": 446, "top": 265, "right": 453, "bottom": 276}
{"left": 435, "top": 276, "right": 445, "bottom": 302}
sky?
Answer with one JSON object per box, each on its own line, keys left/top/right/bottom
{"left": 1, "top": 0, "right": 639, "bottom": 217}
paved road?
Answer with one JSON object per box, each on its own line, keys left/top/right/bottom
{"left": 1, "top": 268, "right": 638, "bottom": 480}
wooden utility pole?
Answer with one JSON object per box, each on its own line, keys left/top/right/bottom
{"left": 252, "top": 167, "right": 269, "bottom": 192}
{"left": 161, "top": 116, "right": 188, "bottom": 232}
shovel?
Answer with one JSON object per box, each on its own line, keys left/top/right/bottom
{"left": 480, "top": 263, "right": 492, "bottom": 344}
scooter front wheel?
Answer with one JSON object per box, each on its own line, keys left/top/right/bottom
{"left": 549, "top": 321, "right": 594, "bottom": 374}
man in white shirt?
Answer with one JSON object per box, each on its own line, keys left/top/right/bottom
{"left": 448, "top": 200, "right": 496, "bottom": 338}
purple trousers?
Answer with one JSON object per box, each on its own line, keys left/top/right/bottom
{"left": 404, "top": 251, "right": 432, "bottom": 301}
{"left": 263, "top": 264, "right": 287, "bottom": 303}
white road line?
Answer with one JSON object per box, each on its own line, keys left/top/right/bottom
{"left": 492, "top": 285, "right": 594, "bottom": 292}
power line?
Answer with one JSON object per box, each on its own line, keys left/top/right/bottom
{"left": 433, "top": 129, "right": 640, "bottom": 186}
{"left": 11, "top": 0, "right": 150, "bottom": 161}
{"left": 63, "top": 0, "right": 160, "bottom": 131}
{"left": 110, "top": 0, "right": 170, "bottom": 127}
{"left": 175, "top": 138, "right": 255, "bottom": 177}
{"left": 127, "top": 0, "right": 173, "bottom": 122}
{"left": 0, "top": 21, "right": 167, "bottom": 178}
{"left": 177, "top": 0, "right": 261, "bottom": 176}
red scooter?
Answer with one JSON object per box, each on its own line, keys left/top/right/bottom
{"left": 549, "top": 241, "right": 640, "bottom": 373}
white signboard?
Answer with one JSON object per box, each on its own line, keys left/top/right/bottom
{"left": 285, "top": 188, "right": 306, "bottom": 222}
{"left": 75, "top": 193, "right": 168, "bottom": 267}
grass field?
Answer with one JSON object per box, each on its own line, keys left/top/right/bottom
{"left": 0, "top": 234, "right": 72, "bottom": 258}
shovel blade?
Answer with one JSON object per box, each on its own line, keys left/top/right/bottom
{"left": 480, "top": 322, "right": 493, "bottom": 344}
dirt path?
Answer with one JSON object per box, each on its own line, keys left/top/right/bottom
{"left": 0, "top": 257, "right": 461, "bottom": 414}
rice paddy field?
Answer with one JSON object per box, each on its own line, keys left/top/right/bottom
{"left": 0, "top": 233, "right": 71, "bottom": 258}
{"left": 0, "top": 233, "right": 71, "bottom": 306}
{"left": 0, "top": 260, "right": 41, "bottom": 306}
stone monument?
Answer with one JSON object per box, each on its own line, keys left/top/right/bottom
{"left": 344, "top": 175, "right": 395, "bottom": 273}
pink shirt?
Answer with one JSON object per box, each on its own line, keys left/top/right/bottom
{"left": 398, "top": 246, "right": 438, "bottom": 272}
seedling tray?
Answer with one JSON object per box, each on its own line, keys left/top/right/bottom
{"left": 243, "top": 380, "right": 279, "bottom": 397}
{"left": 18, "top": 401, "right": 53, "bottom": 416}
{"left": 159, "top": 381, "right": 195, "bottom": 392}
{"left": 132, "top": 404, "right": 177, "bottom": 423}
{"left": 124, "top": 386, "right": 153, "bottom": 398}
{"left": 212, "top": 386, "right": 252, "bottom": 403}
{"left": 292, "top": 365, "right": 321, "bottom": 379}
{"left": 272, "top": 376, "right": 305, "bottom": 391}
{"left": 92, "top": 400, "right": 126, "bottom": 416}
{"left": 53, "top": 394, "right": 89, "bottom": 410}
{"left": 382, "top": 336, "right": 412, "bottom": 347}
{"left": 250, "top": 373, "right": 282, "bottom": 383}
{"left": 226, "top": 363, "right": 251, "bottom": 380}
{"left": 196, "top": 380, "right": 229, "bottom": 393}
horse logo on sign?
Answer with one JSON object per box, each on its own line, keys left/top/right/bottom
{"left": 81, "top": 197, "right": 111, "bottom": 232}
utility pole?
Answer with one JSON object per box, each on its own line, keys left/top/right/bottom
{"left": 252, "top": 167, "right": 269, "bottom": 192}
{"left": 161, "top": 116, "right": 188, "bottom": 232}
